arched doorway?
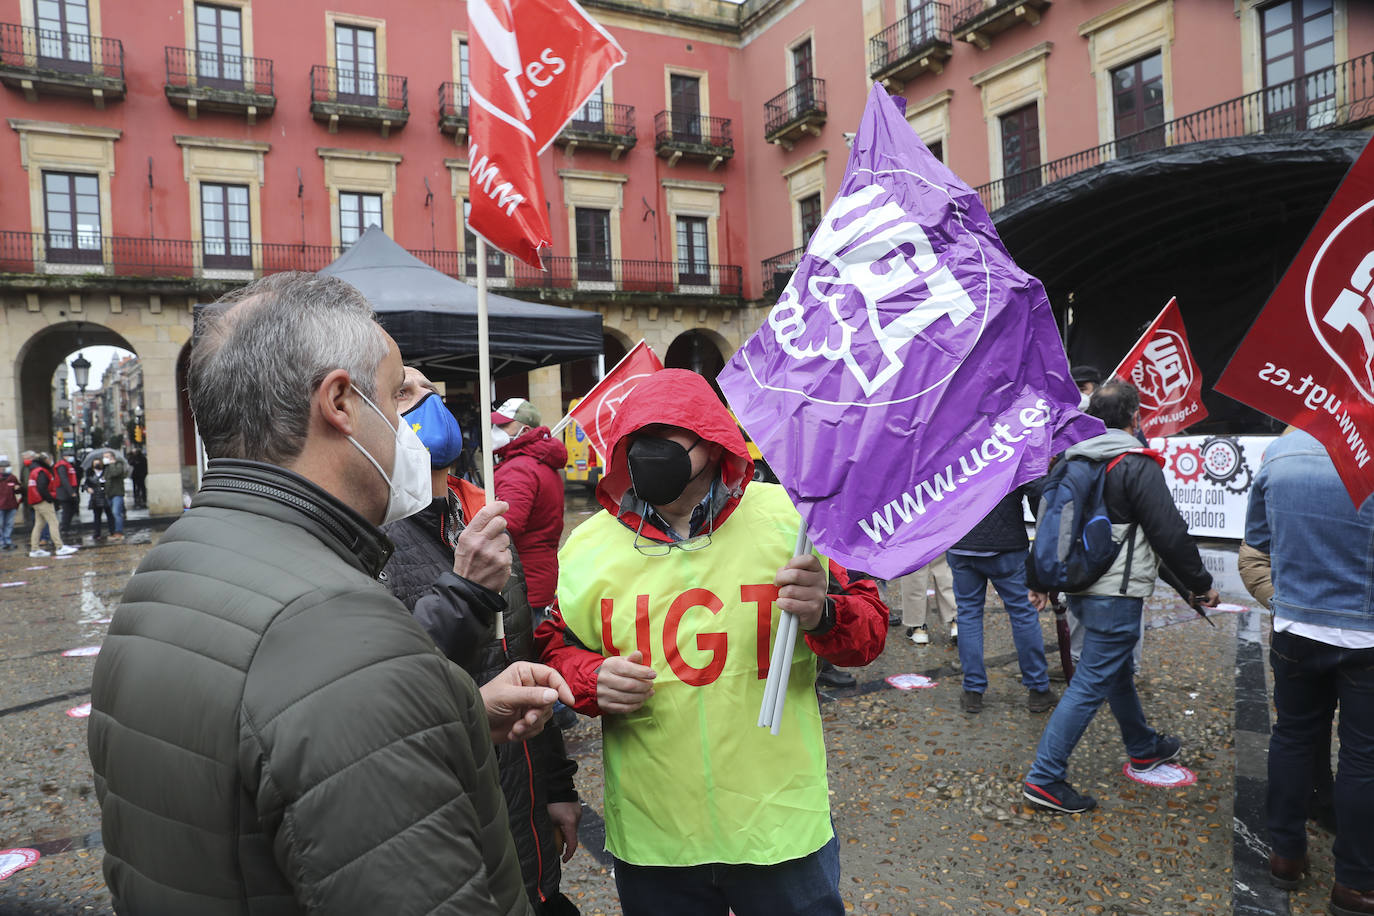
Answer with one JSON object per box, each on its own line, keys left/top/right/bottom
{"left": 665, "top": 329, "right": 728, "bottom": 399}
{"left": 561, "top": 330, "right": 630, "bottom": 408}
{"left": 14, "top": 323, "right": 139, "bottom": 455}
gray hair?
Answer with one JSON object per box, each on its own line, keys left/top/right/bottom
{"left": 189, "top": 272, "right": 388, "bottom": 465}
{"left": 1087, "top": 379, "right": 1140, "bottom": 431}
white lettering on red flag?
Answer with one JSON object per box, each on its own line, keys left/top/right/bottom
{"left": 1217, "top": 142, "right": 1374, "bottom": 506}
{"left": 1110, "top": 297, "right": 1208, "bottom": 438}
{"left": 466, "top": 0, "right": 625, "bottom": 266}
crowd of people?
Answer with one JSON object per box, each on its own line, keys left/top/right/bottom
{"left": 0, "top": 446, "right": 146, "bottom": 554}
{"left": 72, "top": 272, "right": 1370, "bottom": 914}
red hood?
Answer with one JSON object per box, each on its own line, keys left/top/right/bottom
{"left": 496, "top": 426, "right": 568, "bottom": 469}
{"left": 596, "top": 369, "right": 753, "bottom": 520}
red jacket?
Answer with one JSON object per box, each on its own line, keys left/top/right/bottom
{"left": 493, "top": 426, "right": 568, "bottom": 608}
{"left": 0, "top": 471, "right": 20, "bottom": 511}
{"left": 534, "top": 369, "right": 888, "bottom": 716}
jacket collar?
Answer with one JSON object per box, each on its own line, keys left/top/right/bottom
{"left": 195, "top": 458, "right": 394, "bottom": 577}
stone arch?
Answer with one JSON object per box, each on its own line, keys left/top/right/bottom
{"left": 665, "top": 328, "right": 730, "bottom": 398}
{"left": 12, "top": 322, "right": 139, "bottom": 457}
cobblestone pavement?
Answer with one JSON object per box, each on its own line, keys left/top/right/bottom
{"left": 0, "top": 499, "right": 1339, "bottom": 914}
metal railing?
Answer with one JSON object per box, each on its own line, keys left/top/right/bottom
{"left": 760, "top": 246, "right": 805, "bottom": 297}
{"left": 868, "top": 3, "right": 951, "bottom": 75}
{"left": 438, "top": 80, "right": 469, "bottom": 120}
{"left": 564, "top": 101, "right": 636, "bottom": 140}
{"left": 0, "top": 22, "right": 123, "bottom": 81}
{"left": 654, "top": 111, "right": 734, "bottom": 151}
{"left": 975, "top": 51, "right": 1374, "bottom": 212}
{"left": 0, "top": 231, "right": 744, "bottom": 296}
{"left": 310, "top": 64, "right": 407, "bottom": 112}
{"left": 764, "top": 78, "right": 826, "bottom": 136}
{"left": 952, "top": 0, "right": 1014, "bottom": 31}
{"left": 165, "top": 46, "right": 273, "bottom": 94}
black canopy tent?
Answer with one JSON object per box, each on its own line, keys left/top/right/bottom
{"left": 317, "top": 226, "right": 603, "bottom": 379}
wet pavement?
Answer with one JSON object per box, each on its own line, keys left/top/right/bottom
{"left": 0, "top": 492, "right": 1342, "bottom": 914}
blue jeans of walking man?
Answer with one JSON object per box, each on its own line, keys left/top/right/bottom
{"left": 1026, "top": 595, "right": 1158, "bottom": 785}
{"left": 949, "top": 549, "right": 1049, "bottom": 695}
{"left": 1268, "top": 630, "right": 1374, "bottom": 890}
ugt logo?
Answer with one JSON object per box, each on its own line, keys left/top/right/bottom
{"left": 1131, "top": 330, "right": 1192, "bottom": 410}
{"left": 768, "top": 182, "right": 981, "bottom": 400}
{"left": 1307, "top": 201, "right": 1374, "bottom": 404}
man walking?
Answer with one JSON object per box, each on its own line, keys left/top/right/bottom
{"left": 26, "top": 453, "right": 78, "bottom": 558}
{"left": 948, "top": 483, "right": 1054, "bottom": 714}
{"left": 1023, "top": 380, "right": 1216, "bottom": 813}
{"left": 1245, "top": 429, "right": 1374, "bottom": 913}
{"left": 89, "top": 272, "right": 571, "bottom": 915}
{"left": 53, "top": 453, "right": 80, "bottom": 541}
{"left": 537, "top": 369, "right": 887, "bottom": 915}
{"left": 101, "top": 450, "right": 126, "bottom": 539}
{"left": 129, "top": 447, "right": 148, "bottom": 508}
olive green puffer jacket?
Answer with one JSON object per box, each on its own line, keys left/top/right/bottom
{"left": 88, "top": 459, "right": 534, "bottom": 916}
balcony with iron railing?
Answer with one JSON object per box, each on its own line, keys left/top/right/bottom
{"left": 438, "top": 80, "right": 469, "bottom": 138}
{"left": 165, "top": 47, "right": 274, "bottom": 122}
{"left": 952, "top": 0, "right": 1050, "bottom": 50}
{"left": 868, "top": 3, "right": 952, "bottom": 86}
{"left": 555, "top": 102, "right": 636, "bottom": 159}
{"left": 0, "top": 22, "right": 124, "bottom": 106}
{"left": 654, "top": 111, "right": 734, "bottom": 170}
{"left": 310, "top": 64, "right": 407, "bottom": 136}
{"left": 974, "top": 51, "right": 1374, "bottom": 213}
{"left": 764, "top": 78, "right": 826, "bottom": 149}
{"left": 760, "top": 245, "right": 804, "bottom": 299}
{"left": 0, "top": 231, "right": 745, "bottom": 300}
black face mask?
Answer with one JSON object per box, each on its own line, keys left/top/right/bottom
{"left": 627, "top": 435, "right": 703, "bottom": 506}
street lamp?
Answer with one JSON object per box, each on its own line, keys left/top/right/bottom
{"left": 71, "top": 352, "right": 91, "bottom": 451}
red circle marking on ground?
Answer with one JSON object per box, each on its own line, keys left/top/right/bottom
{"left": 0, "top": 848, "right": 40, "bottom": 881}
{"left": 60, "top": 646, "right": 101, "bottom": 658}
{"left": 1122, "top": 762, "right": 1198, "bottom": 788}
{"left": 886, "top": 673, "right": 938, "bottom": 690}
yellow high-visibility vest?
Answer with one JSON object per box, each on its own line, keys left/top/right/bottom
{"left": 557, "top": 482, "right": 832, "bottom": 866}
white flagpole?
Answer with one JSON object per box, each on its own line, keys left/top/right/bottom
{"left": 759, "top": 527, "right": 810, "bottom": 732}
{"left": 476, "top": 237, "right": 504, "bottom": 641}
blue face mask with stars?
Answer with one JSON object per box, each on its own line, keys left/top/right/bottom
{"left": 401, "top": 392, "right": 465, "bottom": 469}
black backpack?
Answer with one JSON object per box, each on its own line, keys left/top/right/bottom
{"left": 1030, "top": 454, "right": 1137, "bottom": 593}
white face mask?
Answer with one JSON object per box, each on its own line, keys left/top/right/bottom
{"left": 490, "top": 425, "right": 512, "bottom": 451}
{"left": 348, "top": 384, "right": 433, "bottom": 525}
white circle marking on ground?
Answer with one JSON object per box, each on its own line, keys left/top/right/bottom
{"left": 1122, "top": 762, "right": 1198, "bottom": 788}
{"left": 67, "top": 703, "right": 92, "bottom": 719}
{"left": 886, "top": 673, "right": 938, "bottom": 690}
{"left": 0, "top": 848, "right": 40, "bottom": 881}
{"left": 61, "top": 646, "right": 101, "bottom": 658}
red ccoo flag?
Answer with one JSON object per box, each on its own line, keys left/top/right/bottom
{"left": 567, "top": 340, "right": 663, "bottom": 460}
{"left": 1216, "top": 141, "right": 1374, "bottom": 507}
{"left": 466, "top": 0, "right": 625, "bottom": 267}
{"left": 1110, "top": 297, "right": 1208, "bottom": 438}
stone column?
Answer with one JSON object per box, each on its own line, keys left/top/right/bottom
{"left": 527, "top": 365, "right": 563, "bottom": 432}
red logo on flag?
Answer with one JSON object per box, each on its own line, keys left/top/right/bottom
{"left": 1216, "top": 142, "right": 1374, "bottom": 506}
{"left": 1110, "top": 298, "right": 1208, "bottom": 438}
{"left": 568, "top": 340, "right": 663, "bottom": 459}
{"left": 466, "top": 0, "right": 625, "bottom": 267}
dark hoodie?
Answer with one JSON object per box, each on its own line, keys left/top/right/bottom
{"left": 494, "top": 426, "right": 568, "bottom": 608}
{"left": 535, "top": 369, "right": 889, "bottom": 714}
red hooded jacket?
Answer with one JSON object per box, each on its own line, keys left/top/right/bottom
{"left": 535, "top": 369, "right": 888, "bottom": 715}
{"left": 493, "top": 426, "right": 568, "bottom": 608}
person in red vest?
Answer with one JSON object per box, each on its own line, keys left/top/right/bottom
{"left": 0, "top": 455, "right": 21, "bottom": 550}
{"left": 52, "top": 453, "right": 80, "bottom": 541}
{"left": 27, "top": 452, "right": 78, "bottom": 558}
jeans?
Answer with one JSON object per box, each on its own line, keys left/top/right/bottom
{"left": 91, "top": 504, "right": 116, "bottom": 539}
{"left": 0, "top": 508, "right": 13, "bottom": 546}
{"left": 1026, "top": 594, "right": 1157, "bottom": 785}
{"left": 1268, "top": 629, "right": 1374, "bottom": 889}
{"left": 132, "top": 477, "right": 146, "bottom": 506}
{"left": 613, "top": 835, "right": 843, "bottom": 916}
{"left": 109, "top": 495, "right": 125, "bottom": 533}
{"left": 58, "top": 498, "right": 78, "bottom": 538}
{"left": 948, "top": 550, "right": 1049, "bottom": 693}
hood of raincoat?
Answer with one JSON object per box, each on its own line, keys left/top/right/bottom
{"left": 596, "top": 369, "right": 753, "bottom": 535}
{"left": 495, "top": 425, "right": 568, "bottom": 470}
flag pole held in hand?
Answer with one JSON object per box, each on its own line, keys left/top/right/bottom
{"left": 759, "top": 528, "right": 810, "bottom": 733}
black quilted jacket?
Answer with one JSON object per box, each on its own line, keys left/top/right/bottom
{"left": 384, "top": 497, "right": 579, "bottom": 908}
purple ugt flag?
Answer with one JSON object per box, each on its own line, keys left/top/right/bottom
{"left": 717, "top": 84, "right": 1103, "bottom": 580}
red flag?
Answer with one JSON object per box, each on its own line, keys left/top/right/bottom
{"left": 1110, "top": 297, "right": 1208, "bottom": 438}
{"left": 568, "top": 340, "right": 663, "bottom": 459}
{"left": 467, "top": 0, "right": 625, "bottom": 267}
{"left": 1216, "top": 143, "right": 1374, "bottom": 507}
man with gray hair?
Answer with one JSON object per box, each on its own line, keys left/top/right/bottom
{"left": 89, "top": 272, "right": 572, "bottom": 915}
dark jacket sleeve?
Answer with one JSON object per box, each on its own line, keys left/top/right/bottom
{"left": 1120, "top": 456, "right": 1212, "bottom": 594}
{"left": 412, "top": 572, "right": 507, "bottom": 674}
{"left": 36, "top": 469, "right": 55, "bottom": 503}
{"left": 802, "top": 561, "right": 888, "bottom": 666}
{"left": 535, "top": 725, "right": 579, "bottom": 805}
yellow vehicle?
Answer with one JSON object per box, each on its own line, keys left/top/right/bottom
{"left": 562, "top": 398, "right": 602, "bottom": 489}
{"left": 729, "top": 409, "right": 778, "bottom": 484}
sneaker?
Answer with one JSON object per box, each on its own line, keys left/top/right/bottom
{"left": 960, "top": 690, "right": 983, "bottom": 714}
{"left": 29, "top": 549, "right": 51, "bottom": 557}
{"left": 110, "top": 533, "right": 124, "bottom": 540}
{"left": 1028, "top": 687, "right": 1056, "bottom": 713}
{"left": 1129, "top": 735, "right": 1182, "bottom": 773}
{"left": 1023, "top": 780, "right": 1097, "bottom": 814}
{"left": 56, "top": 545, "right": 79, "bottom": 557}
{"left": 949, "top": 622, "right": 959, "bottom": 644}
{"left": 888, "top": 611, "right": 903, "bottom": 627}
{"left": 816, "top": 663, "right": 857, "bottom": 689}
{"left": 906, "top": 625, "right": 930, "bottom": 645}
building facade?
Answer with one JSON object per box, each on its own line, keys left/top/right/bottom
{"left": 2, "top": 0, "right": 1372, "bottom": 512}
